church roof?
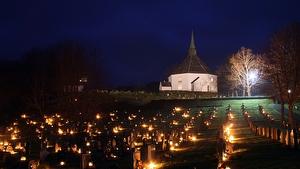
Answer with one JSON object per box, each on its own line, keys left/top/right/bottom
{"left": 171, "top": 32, "right": 210, "bottom": 74}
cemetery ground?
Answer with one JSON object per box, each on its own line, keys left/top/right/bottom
{"left": 162, "top": 107, "right": 226, "bottom": 169}
{"left": 159, "top": 97, "right": 300, "bottom": 169}
{"left": 224, "top": 108, "right": 300, "bottom": 169}
{"left": 1, "top": 97, "right": 300, "bottom": 169}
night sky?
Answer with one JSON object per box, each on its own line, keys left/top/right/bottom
{"left": 1, "top": 0, "right": 300, "bottom": 86}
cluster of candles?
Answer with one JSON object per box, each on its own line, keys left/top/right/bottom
{"left": 218, "top": 108, "right": 235, "bottom": 169}
{"left": 0, "top": 105, "right": 219, "bottom": 169}
{"left": 260, "top": 108, "right": 275, "bottom": 122}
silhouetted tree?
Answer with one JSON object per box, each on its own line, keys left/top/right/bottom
{"left": 0, "top": 60, "right": 27, "bottom": 124}
{"left": 216, "top": 64, "right": 233, "bottom": 96}
{"left": 23, "top": 41, "right": 102, "bottom": 114}
{"left": 266, "top": 23, "right": 300, "bottom": 129}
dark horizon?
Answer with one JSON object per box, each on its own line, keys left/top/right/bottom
{"left": 1, "top": 0, "right": 300, "bottom": 86}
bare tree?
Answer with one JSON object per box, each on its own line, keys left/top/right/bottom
{"left": 264, "top": 61, "right": 286, "bottom": 125}
{"left": 216, "top": 65, "right": 231, "bottom": 96}
{"left": 267, "top": 23, "right": 300, "bottom": 128}
{"left": 228, "top": 47, "right": 264, "bottom": 96}
{"left": 217, "top": 63, "right": 240, "bottom": 96}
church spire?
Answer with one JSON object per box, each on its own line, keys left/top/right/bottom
{"left": 190, "top": 31, "right": 196, "bottom": 49}
{"left": 188, "top": 31, "right": 197, "bottom": 56}
{"left": 170, "top": 31, "right": 209, "bottom": 74}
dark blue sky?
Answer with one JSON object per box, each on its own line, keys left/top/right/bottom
{"left": 1, "top": 0, "right": 300, "bottom": 86}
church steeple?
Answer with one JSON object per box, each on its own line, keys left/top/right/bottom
{"left": 188, "top": 31, "right": 197, "bottom": 56}
{"left": 171, "top": 31, "right": 209, "bottom": 74}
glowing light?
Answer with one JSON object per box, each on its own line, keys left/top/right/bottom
{"left": 228, "top": 135, "right": 235, "bottom": 143}
{"left": 21, "top": 114, "right": 27, "bottom": 119}
{"left": 248, "top": 70, "right": 258, "bottom": 82}
{"left": 11, "top": 134, "right": 17, "bottom": 140}
{"left": 88, "top": 162, "right": 94, "bottom": 167}
{"left": 190, "top": 136, "right": 197, "bottom": 141}
{"left": 182, "top": 113, "right": 190, "bottom": 118}
{"left": 30, "top": 120, "right": 37, "bottom": 125}
{"left": 222, "top": 152, "right": 228, "bottom": 161}
{"left": 20, "top": 156, "right": 26, "bottom": 161}
{"left": 58, "top": 128, "right": 64, "bottom": 135}
{"left": 60, "top": 161, "right": 65, "bottom": 166}
{"left": 111, "top": 154, "right": 117, "bottom": 158}
{"left": 55, "top": 144, "right": 62, "bottom": 152}
{"left": 113, "top": 128, "right": 119, "bottom": 133}
{"left": 86, "top": 142, "right": 90, "bottom": 147}
{"left": 288, "top": 89, "right": 292, "bottom": 94}
{"left": 15, "top": 143, "right": 24, "bottom": 150}
{"left": 224, "top": 125, "right": 231, "bottom": 135}
{"left": 172, "top": 120, "right": 179, "bottom": 125}
{"left": 174, "top": 107, "right": 182, "bottom": 112}
{"left": 147, "top": 161, "right": 157, "bottom": 169}
{"left": 96, "top": 113, "right": 101, "bottom": 120}
{"left": 45, "top": 117, "right": 54, "bottom": 125}
{"left": 113, "top": 126, "right": 124, "bottom": 134}
{"left": 148, "top": 125, "right": 154, "bottom": 131}
{"left": 228, "top": 113, "right": 234, "bottom": 119}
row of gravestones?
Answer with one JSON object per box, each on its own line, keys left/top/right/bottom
{"left": 242, "top": 106, "right": 299, "bottom": 149}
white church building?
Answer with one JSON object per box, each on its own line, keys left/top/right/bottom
{"left": 159, "top": 32, "right": 217, "bottom": 92}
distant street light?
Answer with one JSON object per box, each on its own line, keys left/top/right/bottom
{"left": 288, "top": 89, "right": 291, "bottom": 94}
